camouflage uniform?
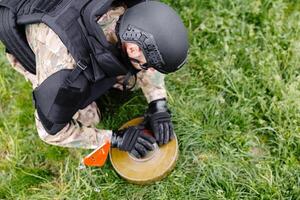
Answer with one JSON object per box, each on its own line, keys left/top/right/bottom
{"left": 6, "top": 5, "right": 167, "bottom": 149}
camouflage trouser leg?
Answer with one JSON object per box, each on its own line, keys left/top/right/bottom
{"left": 35, "top": 102, "right": 111, "bottom": 149}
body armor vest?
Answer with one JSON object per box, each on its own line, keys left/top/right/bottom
{"left": 0, "top": 0, "right": 139, "bottom": 134}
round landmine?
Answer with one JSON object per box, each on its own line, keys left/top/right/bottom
{"left": 109, "top": 117, "right": 178, "bottom": 185}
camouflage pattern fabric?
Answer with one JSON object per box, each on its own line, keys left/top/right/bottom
{"left": 6, "top": 5, "right": 167, "bottom": 149}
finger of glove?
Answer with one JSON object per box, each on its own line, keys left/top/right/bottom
{"left": 135, "top": 143, "right": 148, "bottom": 157}
{"left": 159, "top": 123, "right": 164, "bottom": 145}
{"left": 130, "top": 149, "right": 141, "bottom": 159}
{"left": 152, "top": 122, "right": 160, "bottom": 142}
{"left": 137, "top": 137, "right": 154, "bottom": 151}
{"left": 169, "top": 122, "right": 175, "bottom": 139}
{"left": 122, "top": 127, "right": 138, "bottom": 151}
{"left": 163, "top": 122, "right": 170, "bottom": 144}
{"left": 140, "top": 133, "right": 156, "bottom": 144}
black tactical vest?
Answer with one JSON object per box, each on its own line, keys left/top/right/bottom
{"left": 0, "top": 0, "right": 140, "bottom": 134}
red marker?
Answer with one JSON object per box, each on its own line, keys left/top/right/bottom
{"left": 83, "top": 141, "right": 111, "bottom": 167}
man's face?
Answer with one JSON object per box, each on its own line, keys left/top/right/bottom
{"left": 123, "top": 42, "right": 147, "bottom": 70}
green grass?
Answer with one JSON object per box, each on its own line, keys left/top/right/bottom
{"left": 1, "top": 0, "right": 300, "bottom": 199}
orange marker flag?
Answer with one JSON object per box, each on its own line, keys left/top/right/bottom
{"left": 83, "top": 141, "right": 111, "bottom": 167}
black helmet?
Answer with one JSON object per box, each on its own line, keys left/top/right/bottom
{"left": 118, "top": 1, "right": 189, "bottom": 74}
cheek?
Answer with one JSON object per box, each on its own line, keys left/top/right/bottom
{"left": 139, "top": 53, "right": 147, "bottom": 65}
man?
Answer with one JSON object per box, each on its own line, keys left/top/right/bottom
{"left": 0, "top": 0, "right": 189, "bottom": 159}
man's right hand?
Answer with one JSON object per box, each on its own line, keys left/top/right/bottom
{"left": 111, "top": 126, "right": 156, "bottom": 158}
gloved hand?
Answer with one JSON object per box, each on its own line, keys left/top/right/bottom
{"left": 111, "top": 126, "right": 156, "bottom": 158}
{"left": 145, "top": 98, "right": 175, "bottom": 146}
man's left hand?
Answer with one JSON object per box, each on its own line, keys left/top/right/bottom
{"left": 145, "top": 98, "right": 175, "bottom": 145}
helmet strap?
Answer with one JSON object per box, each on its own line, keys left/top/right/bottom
{"left": 120, "top": 25, "right": 166, "bottom": 72}
{"left": 122, "top": 67, "right": 139, "bottom": 97}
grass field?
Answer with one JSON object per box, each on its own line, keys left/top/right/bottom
{"left": 1, "top": 0, "right": 300, "bottom": 199}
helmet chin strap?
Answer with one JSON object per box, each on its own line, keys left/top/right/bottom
{"left": 129, "top": 58, "right": 149, "bottom": 70}
{"left": 122, "top": 66, "right": 140, "bottom": 94}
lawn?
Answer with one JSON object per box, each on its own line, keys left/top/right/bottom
{"left": 1, "top": 0, "right": 300, "bottom": 199}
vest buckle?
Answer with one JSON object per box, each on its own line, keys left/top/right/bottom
{"left": 77, "top": 60, "right": 88, "bottom": 71}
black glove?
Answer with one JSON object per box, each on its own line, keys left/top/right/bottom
{"left": 111, "top": 126, "right": 156, "bottom": 158}
{"left": 145, "top": 98, "right": 175, "bottom": 146}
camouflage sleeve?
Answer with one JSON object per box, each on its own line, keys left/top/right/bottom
{"left": 97, "top": 5, "right": 125, "bottom": 44}
{"left": 25, "top": 23, "right": 112, "bottom": 149}
{"left": 25, "top": 23, "right": 75, "bottom": 85}
{"left": 5, "top": 53, "right": 37, "bottom": 87}
{"left": 137, "top": 68, "right": 167, "bottom": 103}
